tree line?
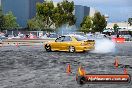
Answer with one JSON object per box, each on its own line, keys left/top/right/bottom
{"left": 79, "top": 12, "right": 107, "bottom": 33}
{"left": 27, "top": 0, "right": 107, "bottom": 33}
{"left": 27, "top": 0, "right": 76, "bottom": 31}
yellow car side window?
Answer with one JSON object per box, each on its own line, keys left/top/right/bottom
{"left": 56, "top": 36, "right": 65, "bottom": 42}
{"left": 63, "top": 36, "right": 72, "bottom": 42}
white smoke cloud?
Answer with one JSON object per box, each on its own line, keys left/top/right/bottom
{"left": 57, "top": 24, "right": 78, "bottom": 35}
{"left": 91, "top": 39, "right": 116, "bottom": 54}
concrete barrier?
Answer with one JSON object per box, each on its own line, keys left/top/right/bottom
{"left": 0, "top": 39, "right": 55, "bottom": 47}
{"left": 3, "top": 38, "right": 55, "bottom": 43}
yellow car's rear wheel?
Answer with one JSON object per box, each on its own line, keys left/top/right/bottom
{"left": 45, "top": 44, "right": 51, "bottom": 52}
{"left": 69, "top": 46, "right": 75, "bottom": 53}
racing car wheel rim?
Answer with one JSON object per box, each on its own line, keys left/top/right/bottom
{"left": 45, "top": 44, "right": 51, "bottom": 52}
{"left": 69, "top": 46, "right": 75, "bottom": 53}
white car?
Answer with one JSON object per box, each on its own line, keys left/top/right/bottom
{"left": 0, "top": 36, "right": 7, "bottom": 41}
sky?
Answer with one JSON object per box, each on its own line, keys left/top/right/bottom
{"left": 53, "top": 0, "right": 132, "bottom": 22}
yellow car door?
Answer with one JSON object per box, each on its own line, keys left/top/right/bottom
{"left": 53, "top": 36, "right": 65, "bottom": 50}
{"left": 51, "top": 42, "right": 60, "bottom": 50}
{"left": 60, "top": 36, "right": 72, "bottom": 51}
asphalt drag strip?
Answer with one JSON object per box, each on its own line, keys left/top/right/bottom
{"left": 0, "top": 42, "right": 132, "bottom": 88}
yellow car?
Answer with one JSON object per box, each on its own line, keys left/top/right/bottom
{"left": 44, "top": 35, "right": 95, "bottom": 52}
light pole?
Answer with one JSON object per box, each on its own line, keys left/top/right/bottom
{"left": 127, "top": 20, "right": 128, "bottom": 31}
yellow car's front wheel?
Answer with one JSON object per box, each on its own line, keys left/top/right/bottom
{"left": 45, "top": 44, "right": 51, "bottom": 52}
{"left": 69, "top": 46, "right": 76, "bottom": 53}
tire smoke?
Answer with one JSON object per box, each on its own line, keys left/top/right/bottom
{"left": 57, "top": 24, "right": 77, "bottom": 35}
{"left": 91, "top": 39, "right": 116, "bottom": 53}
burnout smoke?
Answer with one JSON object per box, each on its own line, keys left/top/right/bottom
{"left": 57, "top": 24, "right": 78, "bottom": 35}
{"left": 91, "top": 39, "right": 116, "bottom": 53}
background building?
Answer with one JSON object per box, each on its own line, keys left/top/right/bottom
{"left": 104, "top": 22, "right": 132, "bottom": 35}
{"left": 74, "top": 5, "right": 97, "bottom": 27}
{"left": 0, "top": 0, "right": 1, "bottom": 6}
{"left": 106, "top": 22, "right": 132, "bottom": 30}
{"left": 1, "top": 0, "right": 43, "bottom": 28}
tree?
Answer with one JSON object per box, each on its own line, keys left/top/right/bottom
{"left": 36, "top": 1, "right": 54, "bottom": 30}
{"left": 128, "top": 18, "right": 132, "bottom": 26}
{"left": 0, "top": 6, "right": 5, "bottom": 31}
{"left": 36, "top": 0, "right": 76, "bottom": 30}
{"left": 4, "top": 11, "right": 19, "bottom": 30}
{"left": 79, "top": 16, "right": 92, "bottom": 33}
{"left": 113, "top": 24, "right": 119, "bottom": 33}
{"left": 53, "top": 0, "right": 76, "bottom": 26}
{"left": 27, "top": 16, "right": 43, "bottom": 31}
{"left": 92, "top": 12, "right": 107, "bottom": 32}
{"left": 27, "top": 15, "right": 54, "bottom": 32}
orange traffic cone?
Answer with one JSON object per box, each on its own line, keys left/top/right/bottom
{"left": 66, "top": 64, "right": 71, "bottom": 75}
{"left": 124, "top": 68, "right": 128, "bottom": 74}
{"left": 78, "top": 65, "right": 86, "bottom": 76}
{"left": 114, "top": 57, "right": 119, "bottom": 68}
{"left": 0, "top": 43, "right": 3, "bottom": 47}
{"left": 16, "top": 43, "right": 19, "bottom": 47}
{"left": 2, "top": 43, "right": 3, "bottom": 47}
